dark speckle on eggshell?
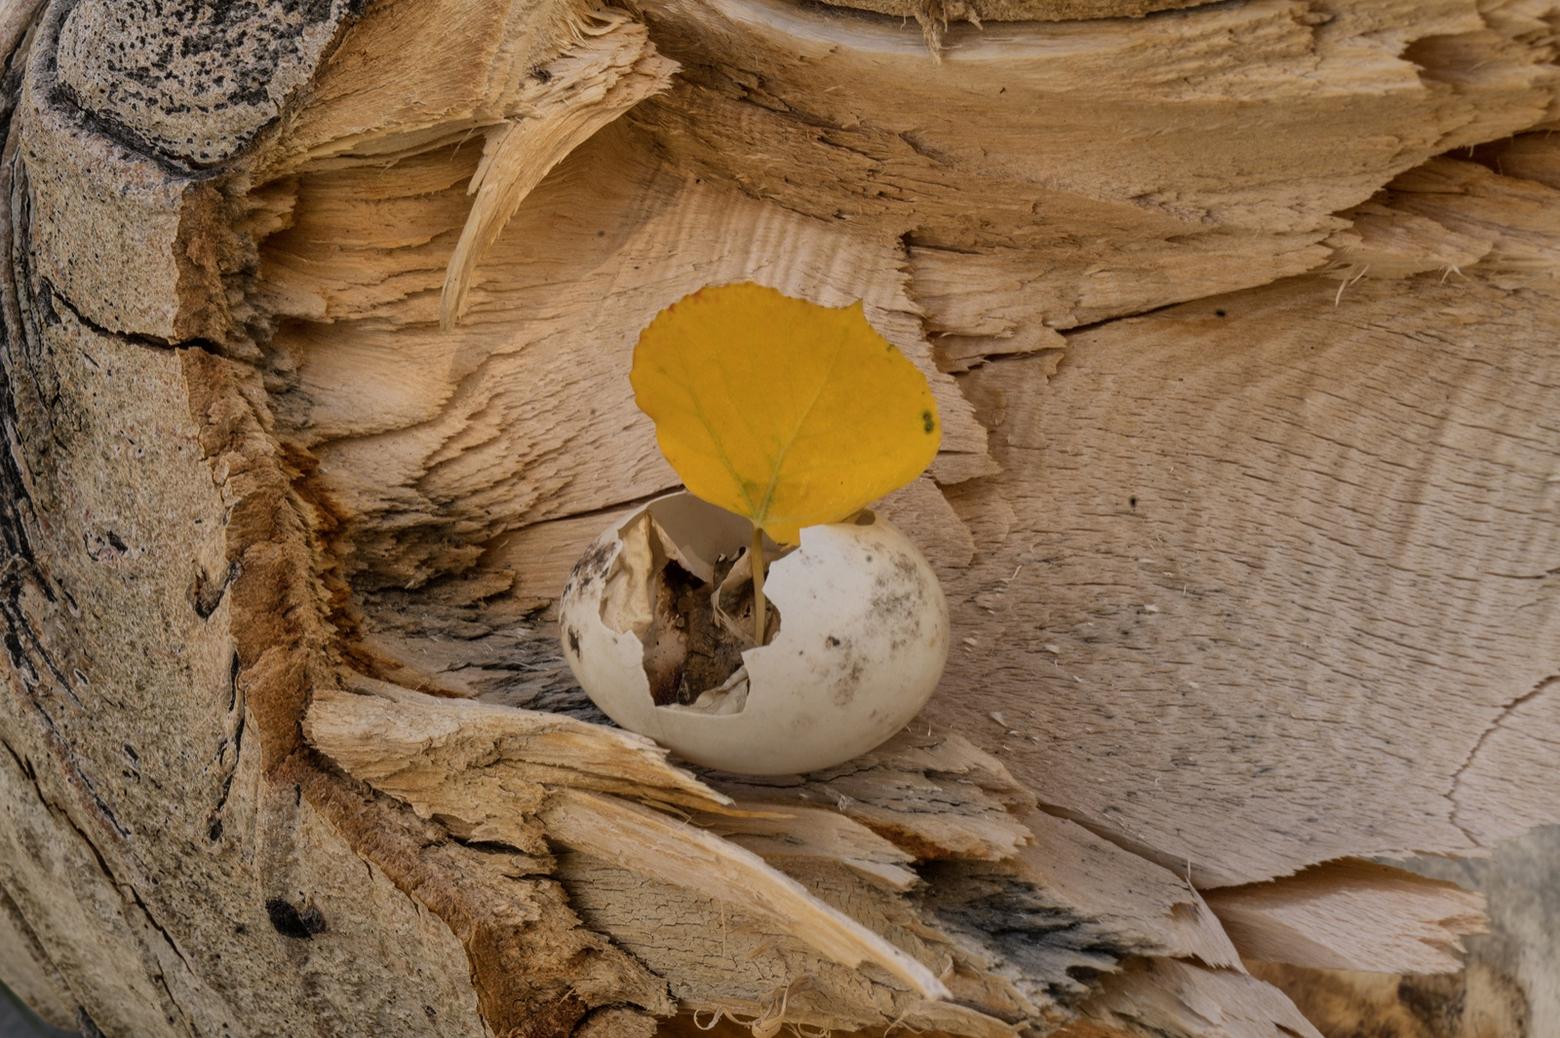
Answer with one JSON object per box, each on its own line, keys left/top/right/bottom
{"left": 567, "top": 539, "right": 615, "bottom": 594}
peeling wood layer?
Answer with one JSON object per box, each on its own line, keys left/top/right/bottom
{"left": 439, "top": 13, "right": 677, "bottom": 327}
{"left": 307, "top": 680, "right": 1174, "bottom": 1031}
{"left": 1204, "top": 861, "right": 1487, "bottom": 974}
{"left": 1059, "top": 959, "right": 1324, "bottom": 1038}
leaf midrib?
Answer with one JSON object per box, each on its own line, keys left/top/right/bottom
{"left": 753, "top": 328, "right": 847, "bottom": 529}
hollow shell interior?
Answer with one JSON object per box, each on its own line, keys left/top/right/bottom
{"left": 558, "top": 493, "right": 950, "bottom": 775}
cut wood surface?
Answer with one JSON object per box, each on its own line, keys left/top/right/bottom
{"left": 938, "top": 265, "right": 1560, "bottom": 887}
{"left": 2, "top": 0, "right": 1558, "bottom": 1035}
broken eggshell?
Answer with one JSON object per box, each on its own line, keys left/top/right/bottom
{"left": 558, "top": 493, "right": 949, "bottom": 775}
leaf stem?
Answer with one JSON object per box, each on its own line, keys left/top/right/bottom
{"left": 751, "top": 523, "right": 767, "bottom": 646}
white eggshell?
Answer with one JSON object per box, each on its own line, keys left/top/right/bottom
{"left": 558, "top": 493, "right": 949, "bottom": 775}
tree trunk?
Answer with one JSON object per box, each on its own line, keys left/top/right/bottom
{"left": 1, "top": 0, "right": 1556, "bottom": 1036}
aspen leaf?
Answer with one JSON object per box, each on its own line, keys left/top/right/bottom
{"left": 631, "top": 282, "right": 941, "bottom": 544}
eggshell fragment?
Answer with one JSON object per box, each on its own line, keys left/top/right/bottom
{"left": 558, "top": 493, "right": 949, "bottom": 775}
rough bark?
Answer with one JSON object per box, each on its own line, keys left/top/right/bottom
{"left": 0, "top": 0, "right": 1556, "bottom": 1036}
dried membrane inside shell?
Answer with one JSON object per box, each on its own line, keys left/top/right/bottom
{"left": 626, "top": 516, "right": 776, "bottom": 711}
{"left": 559, "top": 493, "right": 950, "bottom": 775}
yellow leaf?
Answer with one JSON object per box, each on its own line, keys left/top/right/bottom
{"left": 631, "top": 282, "right": 941, "bottom": 544}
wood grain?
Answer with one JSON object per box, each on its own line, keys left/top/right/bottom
{"left": 4, "top": 0, "right": 1559, "bottom": 1034}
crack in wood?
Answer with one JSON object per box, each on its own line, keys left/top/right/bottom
{"left": 1449, "top": 674, "right": 1560, "bottom": 843}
